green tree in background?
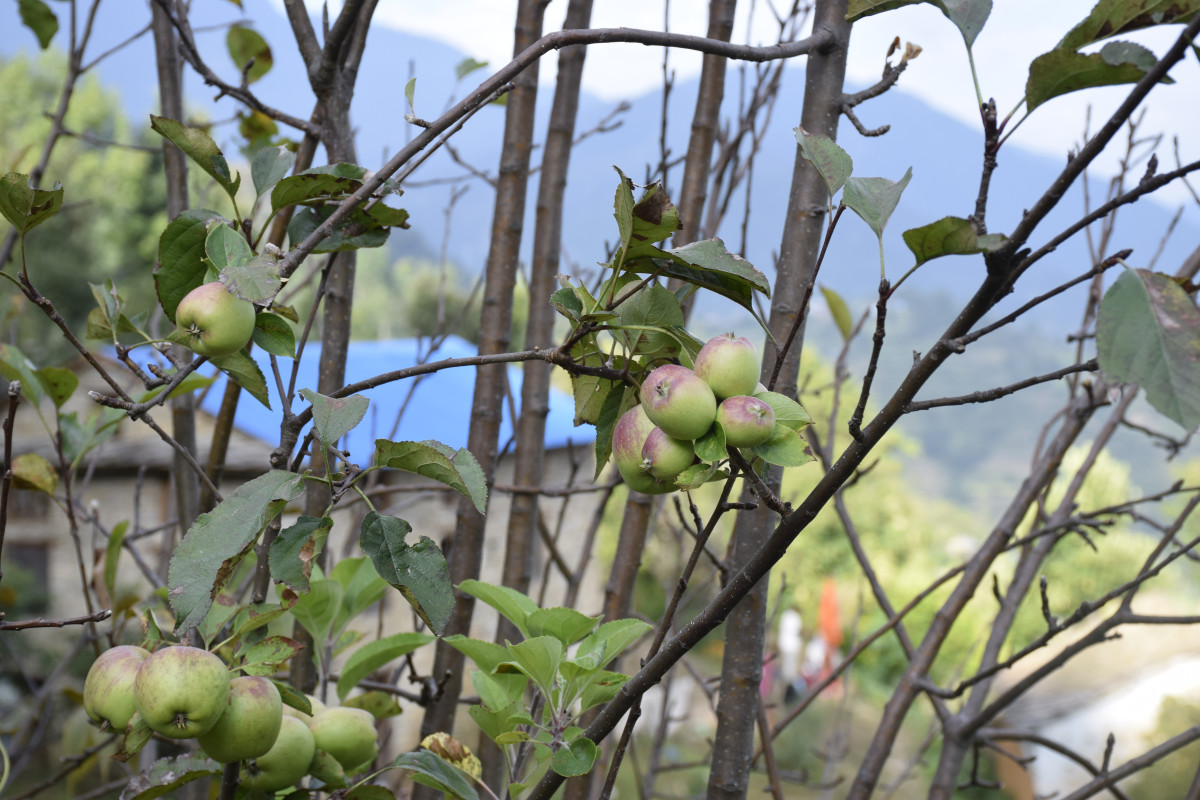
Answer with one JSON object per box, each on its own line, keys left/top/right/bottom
{"left": 0, "top": 52, "right": 165, "bottom": 361}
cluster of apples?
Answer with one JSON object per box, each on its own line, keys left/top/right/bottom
{"left": 82, "top": 644, "right": 379, "bottom": 791}
{"left": 613, "top": 333, "right": 775, "bottom": 494}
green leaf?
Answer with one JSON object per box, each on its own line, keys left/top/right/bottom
{"left": 576, "top": 618, "right": 653, "bottom": 668}
{"left": 0, "top": 343, "right": 44, "bottom": 405}
{"left": 450, "top": 447, "right": 488, "bottom": 515}
{"left": 17, "top": 0, "right": 57, "bottom": 49}
{"left": 844, "top": 169, "right": 912, "bottom": 238}
{"left": 300, "top": 388, "right": 369, "bottom": 448}
{"left": 525, "top": 608, "right": 602, "bottom": 647}
{"left": 612, "top": 240, "right": 772, "bottom": 332}
{"left": 458, "top": 580, "right": 537, "bottom": 636}
{"left": 612, "top": 167, "right": 636, "bottom": 252}
{"left": 551, "top": 286, "right": 584, "bottom": 323}
{"left": 167, "top": 470, "right": 305, "bottom": 632}
{"left": 210, "top": 349, "right": 271, "bottom": 408}
{"left": 471, "top": 670, "right": 529, "bottom": 710}
{"left": 59, "top": 407, "right": 123, "bottom": 466}
{"left": 551, "top": 737, "right": 598, "bottom": 778}
{"left": 794, "top": 129, "right": 853, "bottom": 196}
{"left": 308, "top": 749, "right": 349, "bottom": 789}
{"left": 197, "top": 593, "right": 241, "bottom": 647}
{"left": 35, "top": 366, "right": 76, "bottom": 408}
{"left": 336, "top": 632, "right": 436, "bottom": 701}
{"left": 343, "top": 690, "right": 404, "bottom": 719}
{"left": 693, "top": 424, "right": 726, "bottom": 463}
{"left": 846, "top": 0, "right": 992, "bottom": 47}
{"left": 751, "top": 390, "right": 813, "bottom": 431}
{"left": 455, "top": 57, "right": 489, "bottom": 80}
{"left": 150, "top": 116, "right": 240, "bottom": 201}
{"left": 612, "top": 284, "right": 686, "bottom": 361}
{"left": 390, "top": 750, "right": 479, "bottom": 800}
{"left": 288, "top": 204, "right": 390, "bottom": 253}
{"left": 269, "top": 515, "right": 332, "bottom": 593}
{"left": 330, "top": 556, "right": 389, "bottom": 632}
{"left": 251, "top": 145, "right": 296, "bottom": 198}
{"left": 751, "top": 424, "right": 816, "bottom": 467}
{"left": 155, "top": 209, "right": 224, "bottom": 321}
{"left": 252, "top": 312, "right": 296, "bottom": 358}
{"left": 226, "top": 24, "right": 272, "bottom": 84}
{"left": 374, "top": 440, "right": 488, "bottom": 515}
{"left": 1097, "top": 268, "right": 1200, "bottom": 431}
{"left": 223, "top": 255, "right": 283, "bottom": 304}
{"left": 404, "top": 77, "right": 417, "bottom": 112}
{"left": 657, "top": 238, "right": 772, "bottom": 307}
{"left": 591, "top": 382, "right": 638, "bottom": 481}
{"left": 675, "top": 462, "right": 726, "bottom": 490}
{"left": 230, "top": 601, "right": 291, "bottom": 641}
{"left": 0, "top": 172, "right": 63, "bottom": 233}
{"left": 116, "top": 754, "right": 220, "bottom": 798}
{"left": 1058, "top": 0, "right": 1200, "bottom": 50}
{"left": 359, "top": 511, "right": 454, "bottom": 635}
{"left": 270, "top": 169, "right": 365, "bottom": 213}
{"left": 469, "top": 699, "right": 526, "bottom": 742}
{"left": 205, "top": 223, "right": 254, "bottom": 271}
{"left": 503, "top": 636, "right": 564, "bottom": 695}
{"left": 622, "top": 181, "right": 682, "bottom": 260}
{"left": 820, "top": 286, "right": 855, "bottom": 342}
{"left": 568, "top": 337, "right": 630, "bottom": 425}
{"left": 902, "top": 215, "right": 1007, "bottom": 266}
{"left": 578, "top": 670, "right": 631, "bottom": 712}
{"left": 289, "top": 578, "right": 343, "bottom": 651}
{"left": 237, "top": 635, "right": 304, "bottom": 676}
{"left": 10, "top": 453, "right": 58, "bottom": 494}
{"left": 445, "top": 635, "right": 515, "bottom": 674}
{"left": 1025, "top": 46, "right": 1157, "bottom": 112}
{"left": 103, "top": 520, "right": 128, "bottom": 603}
{"left": 273, "top": 680, "right": 312, "bottom": 717}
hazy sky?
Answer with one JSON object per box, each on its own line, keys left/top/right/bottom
{"left": 286, "top": 1, "right": 1198, "bottom": 202}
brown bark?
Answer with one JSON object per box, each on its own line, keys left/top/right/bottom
{"left": 487, "top": 0, "right": 593, "bottom": 789}
{"left": 705, "top": 3, "right": 851, "bottom": 799}
{"left": 277, "top": 0, "right": 379, "bottom": 694}
{"left": 672, "top": 0, "right": 736, "bottom": 248}
{"left": 416, "top": 2, "right": 550, "bottom": 786}
{"left": 150, "top": 1, "right": 201, "bottom": 574}
{"left": 498, "top": 0, "right": 595, "bottom": 643}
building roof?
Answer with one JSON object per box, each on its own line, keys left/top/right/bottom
{"left": 192, "top": 336, "right": 592, "bottom": 468}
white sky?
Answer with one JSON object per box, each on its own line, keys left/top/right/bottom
{"left": 297, "top": 1, "right": 1198, "bottom": 200}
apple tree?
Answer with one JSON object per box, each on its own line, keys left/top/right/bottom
{"left": 1, "top": 0, "right": 1199, "bottom": 799}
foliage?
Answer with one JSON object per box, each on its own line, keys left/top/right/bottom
{"left": 0, "top": 52, "right": 165, "bottom": 361}
{"left": 3, "top": 1, "right": 1200, "bottom": 799}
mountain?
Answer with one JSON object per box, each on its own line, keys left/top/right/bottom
{"left": 4, "top": 1, "right": 1196, "bottom": 509}
{"left": 5, "top": 0, "right": 1194, "bottom": 313}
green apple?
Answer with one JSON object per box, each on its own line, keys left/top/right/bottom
{"left": 694, "top": 334, "right": 760, "bottom": 400}
{"left": 308, "top": 706, "right": 379, "bottom": 771}
{"left": 174, "top": 281, "right": 257, "bottom": 357}
{"left": 640, "top": 426, "right": 694, "bottom": 480}
{"left": 133, "top": 645, "right": 230, "bottom": 739}
{"left": 716, "top": 395, "right": 776, "bottom": 447}
{"left": 641, "top": 364, "right": 717, "bottom": 440}
{"left": 197, "top": 675, "right": 283, "bottom": 763}
{"left": 611, "top": 405, "right": 675, "bottom": 495}
{"left": 241, "top": 715, "right": 315, "bottom": 792}
{"left": 83, "top": 645, "right": 149, "bottom": 731}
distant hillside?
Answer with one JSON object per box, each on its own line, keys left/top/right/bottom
{"left": 3, "top": 0, "right": 1195, "bottom": 312}
{"left": 4, "top": 0, "right": 1196, "bottom": 510}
